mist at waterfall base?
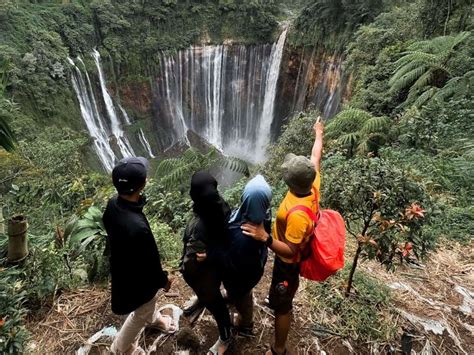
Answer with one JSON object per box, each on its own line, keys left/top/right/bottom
{"left": 69, "top": 30, "right": 346, "bottom": 172}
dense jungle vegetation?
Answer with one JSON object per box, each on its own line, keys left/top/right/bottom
{"left": 1, "top": 0, "right": 473, "bottom": 353}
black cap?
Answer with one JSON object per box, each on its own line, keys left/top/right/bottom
{"left": 112, "top": 157, "right": 149, "bottom": 195}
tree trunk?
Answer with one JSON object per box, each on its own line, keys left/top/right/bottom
{"left": 7, "top": 215, "right": 29, "bottom": 263}
{"left": 345, "top": 243, "right": 362, "bottom": 297}
{"left": 0, "top": 207, "right": 4, "bottom": 235}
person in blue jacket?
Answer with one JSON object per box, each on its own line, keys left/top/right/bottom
{"left": 222, "top": 174, "right": 272, "bottom": 337}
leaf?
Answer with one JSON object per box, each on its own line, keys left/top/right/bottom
{"left": 69, "top": 227, "right": 99, "bottom": 245}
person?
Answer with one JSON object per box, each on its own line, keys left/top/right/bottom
{"left": 103, "top": 157, "right": 175, "bottom": 355}
{"left": 222, "top": 174, "right": 272, "bottom": 337}
{"left": 181, "top": 171, "right": 233, "bottom": 355}
{"left": 242, "top": 119, "right": 324, "bottom": 355}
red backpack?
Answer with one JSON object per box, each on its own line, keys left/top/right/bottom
{"left": 286, "top": 205, "right": 346, "bottom": 281}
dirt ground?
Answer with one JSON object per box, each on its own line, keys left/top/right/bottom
{"left": 26, "top": 241, "right": 473, "bottom": 354}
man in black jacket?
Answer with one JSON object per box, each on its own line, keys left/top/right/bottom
{"left": 103, "top": 157, "right": 174, "bottom": 355}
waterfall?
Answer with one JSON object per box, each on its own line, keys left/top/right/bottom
{"left": 154, "top": 41, "right": 282, "bottom": 162}
{"left": 138, "top": 129, "right": 155, "bottom": 158}
{"left": 69, "top": 29, "right": 347, "bottom": 169}
{"left": 92, "top": 49, "right": 135, "bottom": 159}
{"left": 68, "top": 57, "right": 116, "bottom": 171}
{"left": 255, "top": 28, "right": 288, "bottom": 161}
{"left": 69, "top": 52, "right": 139, "bottom": 172}
{"left": 119, "top": 105, "right": 132, "bottom": 125}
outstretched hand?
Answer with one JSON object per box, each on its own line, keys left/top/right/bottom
{"left": 313, "top": 117, "right": 324, "bottom": 136}
{"left": 241, "top": 222, "right": 268, "bottom": 242}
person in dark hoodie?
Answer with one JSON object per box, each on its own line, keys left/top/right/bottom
{"left": 103, "top": 157, "right": 175, "bottom": 355}
{"left": 182, "top": 173, "right": 272, "bottom": 354}
{"left": 181, "top": 171, "right": 233, "bottom": 355}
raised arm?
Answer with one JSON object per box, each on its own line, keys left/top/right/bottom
{"left": 311, "top": 116, "right": 324, "bottom": 172}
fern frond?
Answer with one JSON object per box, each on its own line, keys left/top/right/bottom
{"left": 338, "top": 132, "right": 359, "bottom": 147}
{"left": 360, "top": 116, "right": 390, "bottom": 134}
{"left": 160, "top": 164, "right": 192, "bottom": 189}
{"left": 218, "top": 156, "right": 250, "bottom": 176}
{"left": 155, "top": 158, "right": 181, "bottom": 178}
{"left": 412, "top": 87, "right": 438, "bottom": 108}
{"left": 410, "top": 69, "right": 434, "bottom": 93}
{"left": 389, "top": 65, "right": 428, "bottom": 93}
{"left": 326, "top": 107, "right": 371, "bottom": 136}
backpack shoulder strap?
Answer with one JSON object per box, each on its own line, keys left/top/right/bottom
{"left": 286, "top": 205, "right": 319, "bottom": 224}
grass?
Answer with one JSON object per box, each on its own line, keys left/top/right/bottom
{"left": 306, "top": 264, "right": 398, "bottom": 342}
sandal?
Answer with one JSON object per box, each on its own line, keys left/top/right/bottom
{"left": 208, "top": 336, "right": 233, "bottom": 355}
{"left": 148, "top": 314, "right": 177, "bottom": 334}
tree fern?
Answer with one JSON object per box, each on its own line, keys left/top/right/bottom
{"left": 327, "top": 107, "right": 390, "bottom": 157}
{"left": 360, "top": 116, "right": 390, "bottom": 135}
{"left": 156, "top": 148, "right": 250, "bottom": 189}
{"left": 389, "top": 31, "right": 471, "bottom": 107}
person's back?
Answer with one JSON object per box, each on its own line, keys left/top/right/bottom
{"left": 102, "top": 157, "right": 174, "bottom": 355}
{"left": 180, "top": 171, "right": 233, "bottom": 355}
{"left": 104, "top": 194, "right": 167, "bottom": 315}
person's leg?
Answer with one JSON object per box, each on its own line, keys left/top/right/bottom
{"left": 233, "top": 290, "right": 254, "bottom": 331}
{"left": 267, "top": 258, "right": 300, "bottom": 355}
{"left": 273, "top": 312, "right": 291, "bottom": 354}
{"left": 206, "top": 295, "right": 232, "bottom": 339}
{"left": 183, "top": 260, "right": 232, "bottom": 342}
{"left": 111, "top": 295, "right": 157, "bottom": 354}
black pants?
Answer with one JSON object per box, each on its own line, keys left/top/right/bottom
{"left": 268, "top": 257, "right": 300, "bottom": 315}
{"left": 182, "top": 257, "right": 231, "bottom": 341}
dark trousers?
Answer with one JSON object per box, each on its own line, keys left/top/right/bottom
{"left": 182, "top": 258, "right": 231, "bottom": 341}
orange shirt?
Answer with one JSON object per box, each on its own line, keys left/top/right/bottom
{"left": 273, "top": 172, "right": 320, "bottom": 264}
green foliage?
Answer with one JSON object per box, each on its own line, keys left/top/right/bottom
{"left": 144, "top": 179, "right": 193, "bottom": 231}
{"left": 263, "top": 111, "right": 316, "bottom": 185}
{"left": 67, "top": 206, "right": 106, "bottom": 248}
{"left": 156, "top": 148, "right": 220, "bottom": 190}
{"left": 66, "top": 205, "right": 109, "bottom": 282}
{"left": 308, "top": 265, "right": 396, "bottom": 342}
{"left": 156, "top": 148, "right": 249, "bottom": 191}
{"left": 0, "top": 266, "right": 29, "bottom": 354}
{"left": 0, "top": 231, "right": 85, "bottom": 353}
{"left": 21, "top": 235, "right": 79, "bottom": 307}
{"left": 150, "top": 221, "right": 181, "bottom": 267}
{"left": 325, "top": 107, "right": 390, "bottom": 157}
{"left": 290, "top": 0, "right": 385, "bottom": 50}
{"left": 389, "top": 31, "right": 473, "bottom": 107}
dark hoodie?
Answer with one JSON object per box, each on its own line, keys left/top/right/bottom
{"left": 103, "top": 195, "right": 168, "bottom": 315}
{"left": 181, "top": 171, "right": 231, "bottom": 266}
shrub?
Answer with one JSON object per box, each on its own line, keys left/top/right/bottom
{"left": 151, "top": 221, "right": 182, "bottom": 267}
{"left": 322, "top": 155, "right": 433, "bottom": 295}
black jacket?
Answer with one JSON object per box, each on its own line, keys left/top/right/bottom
{"left": 103, "top": 195, "right": 168, "bottom": 315}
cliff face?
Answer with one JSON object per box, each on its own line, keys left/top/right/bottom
{"left": 273, "top": 46, "right": 351, "bottom": 137}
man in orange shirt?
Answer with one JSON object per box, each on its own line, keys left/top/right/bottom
{"left": 242, "top": 118, "right": 323, "bottom": 355}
